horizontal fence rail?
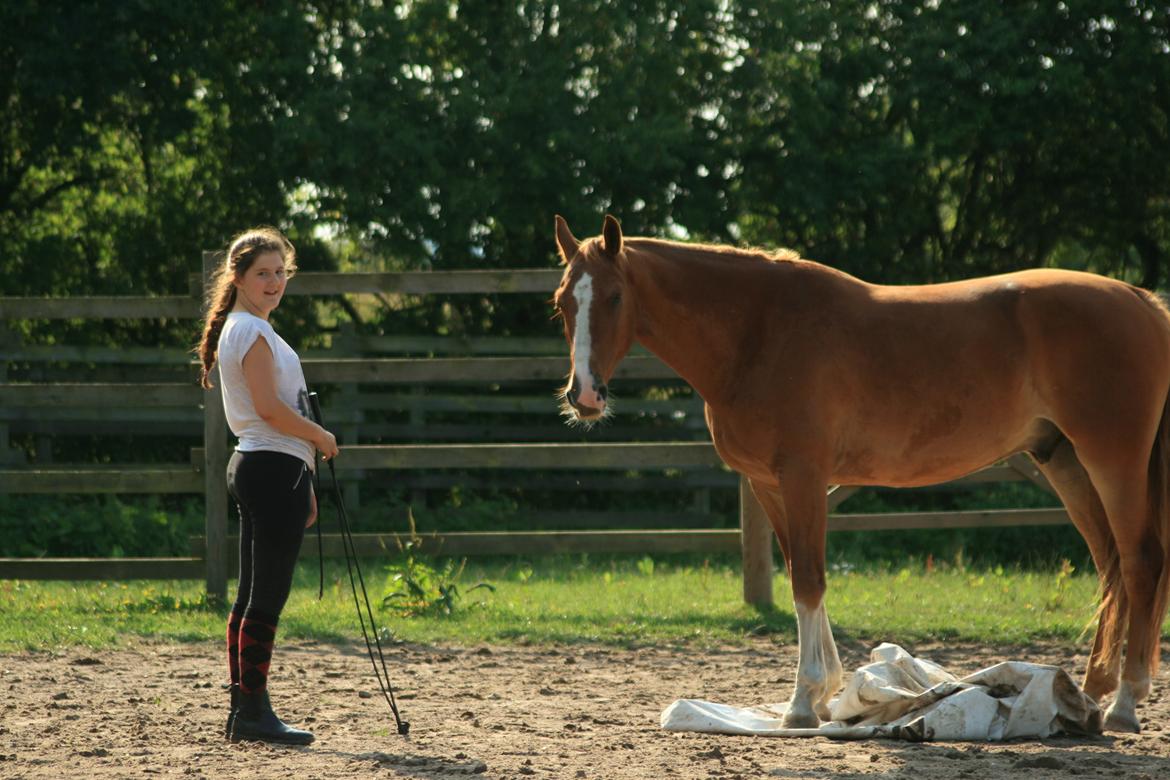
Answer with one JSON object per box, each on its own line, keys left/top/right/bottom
{"left": 191, "top": 442, "right": 725, "bottom": 471}
{"left": 1, "top": 270, "right": 565, "bottom": 320}
{"left": 277, "top": 269, "right": 564, "bottom": 295}
{"left": 0, "top": 557, "right": 205, "bottom": 580}
{"left": 0, "top": 346, "right": 196, "bottom": 364}
{"left": 0, "top": 355, "right": 676, "bottom": 402}
{"left": 0, "top": 458, "right": 1042, "bottom": 495}
{"left": 189, "top": 507, "right": 1072, "bottom": 562}
{"left": 0, "top": 467, "right": 202, "bottom": 494}
{"left": 0, "top": 383, "right": 201, "bottom": 407}
{"left": 0, "top": 296, "right": 201, "bottom": 320}
{"left": 0, "top": 507, "right": 1072, "bottom": 583}
{"left": 299, "top": 355, "right": 677, "bottom": 383}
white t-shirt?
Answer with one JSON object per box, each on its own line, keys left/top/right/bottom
{"left": 217, "top": 311, "right": 315, "bottom": 469}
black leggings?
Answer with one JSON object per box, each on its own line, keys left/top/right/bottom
{"left": 226, "top": 450, "right": 312, "bottom": 620}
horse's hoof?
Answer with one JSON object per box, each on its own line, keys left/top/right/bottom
{"left": 782, "top": 710, "right": 820, "bottom": 729}
{"left": 1103, "top": 707, "right": 1141, "bottom": 734}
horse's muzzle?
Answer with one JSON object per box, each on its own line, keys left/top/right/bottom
{"left": 568, "top": 374, "right": 607, "bottom": 418}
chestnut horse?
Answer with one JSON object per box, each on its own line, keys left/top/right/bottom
{"left": 553, "top": 214, "right": 1170, "bottom": 732}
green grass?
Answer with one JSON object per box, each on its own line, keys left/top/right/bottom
{"left": 0, "top": 554, "right": 1133, "bottom": 653}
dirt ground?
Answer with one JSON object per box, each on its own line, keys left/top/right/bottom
{"left": 2, "top": 637, "right": 1169, "bottom": 779}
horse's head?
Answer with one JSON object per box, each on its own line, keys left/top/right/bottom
{"left": 552, "top": 214, "right": 636, "bottom": 424}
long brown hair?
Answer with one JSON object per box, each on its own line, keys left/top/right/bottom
{"left": 197, "top": 227, "right": 297, "bottom": 388}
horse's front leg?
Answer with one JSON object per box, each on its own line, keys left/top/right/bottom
{"left": 751, "top": 468, "right": 842, "bottom": 728}
{"left": 796, "top": 595, "right": 843, "bottom": 724}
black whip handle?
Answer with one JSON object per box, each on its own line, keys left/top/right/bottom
{"left": 307, "top": 392, "right": 325, "bottom": 599}
{"left": 308, "top": 392, "right": 324, "bottom": 429}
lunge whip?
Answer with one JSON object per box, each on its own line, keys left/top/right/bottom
{"left": 308, "top": 391, "right": 410, "bottom": 736}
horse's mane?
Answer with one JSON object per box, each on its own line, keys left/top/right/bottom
{"left": 625, "top": 237, "right": 802, "bottom": 266}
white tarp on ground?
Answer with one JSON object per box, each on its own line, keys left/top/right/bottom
{"left": 661, "top": 643, "right": 1103, "bottom": 741}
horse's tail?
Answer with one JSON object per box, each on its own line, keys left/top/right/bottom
{"left": 1145, "top": 389, "right": 1170, "bottom": 673}
{"left": 1089, "top": 539, "right": 1126, "bottom": 678}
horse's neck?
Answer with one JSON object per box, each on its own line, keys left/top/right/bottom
{"left": 625, "top": 243, "right": 797, "bottom": 405}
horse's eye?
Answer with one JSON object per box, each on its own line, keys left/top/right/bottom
{"left": 609, "top": 292, "right": 622, "bottom": 307}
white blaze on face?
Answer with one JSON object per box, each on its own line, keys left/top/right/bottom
{"left": 570, "top": 271, "right": 604, "bottom": 411}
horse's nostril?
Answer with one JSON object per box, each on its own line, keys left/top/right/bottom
{"left": 597, "top": 384, "right": 608, "bottom": 402}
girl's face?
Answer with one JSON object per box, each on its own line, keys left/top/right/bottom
{"left": 234, "top": 250, "right": 289, "bottom": 317}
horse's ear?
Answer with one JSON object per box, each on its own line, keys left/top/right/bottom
{"left": 555, "top": 215, "right": 579, "bottom": 265}
{"left": 601, "top": 214, "right": 623, "bottom": 257}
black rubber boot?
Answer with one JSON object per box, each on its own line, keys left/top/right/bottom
{"left": 229, "top": 689, "right": 314, "bottom": 745}
{"left": 224, "top": 683, "right": 239, "bottom": 740}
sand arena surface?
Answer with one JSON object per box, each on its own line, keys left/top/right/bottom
{"left": 2, "top": 639, "right": 1169, "bottom": 779}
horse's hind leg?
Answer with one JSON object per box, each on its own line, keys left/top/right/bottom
{"left": 1030, "top": 440, "right": 1124, "bottom": 702}
{"left": 1107, "top": 518, "right": 1163, "bottom": 733}
{"left": 1079, "top": 454, "right": 1164, "bottom": 732}
{"left": 1105, "top": 513, "right": 1161, "bottom": 732}
{"left": 750, "top": 469, "right": 842, "bottom": 728}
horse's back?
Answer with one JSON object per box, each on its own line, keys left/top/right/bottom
{"left": 813, "top": 267, "right": 1170, "bottom": 485}
{"left": 902, "top": 268, "right": 1170, "bottom": 446}
{"left": 863, "top": 268, "right": 1169, "bottom": 358}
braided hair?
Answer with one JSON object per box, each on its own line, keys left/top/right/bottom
{"left": 196, "top": 227, "right": 297, "bottom": 389}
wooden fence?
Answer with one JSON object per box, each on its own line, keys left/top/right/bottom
{"left": 0, "top": 259, "right": 1068, "bottom": 605}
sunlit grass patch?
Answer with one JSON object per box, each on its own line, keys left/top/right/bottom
{"left": 0, "top": 555, "right": 1131, "bottom": 653}
{"left": 0, "top": 579, "right": 221, "bottom": 649}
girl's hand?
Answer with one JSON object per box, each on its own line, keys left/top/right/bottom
{"left": 315, "top": 428, "right": 339, "bottom": 461}
{"left": 306, "top": 484, "right": 318, "bottom": 529}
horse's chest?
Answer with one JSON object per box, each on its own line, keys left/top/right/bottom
{"left": 704, "top": 408, "right": 803, "bottom": 482}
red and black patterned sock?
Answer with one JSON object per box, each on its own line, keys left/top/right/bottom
{"left": 238, "top": 609, "right": 279, "bottom": 694}
{"left": 226, "top": 607, "right": 245, "bottom": 687}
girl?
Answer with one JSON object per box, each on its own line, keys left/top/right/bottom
{"left": 197, "top": 227, "right": 339, "bottom": 745}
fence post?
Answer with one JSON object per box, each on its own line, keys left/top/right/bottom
{"left": 202, "top": 251, "right": 229, "bottom": 603}
{"left": 0, "top": 324, "right": 27, "bottom": 465}
{"left": 0, "top": 326, "right": 11, "bottom": 464}
{"left": 739, "top": 474, "right": 773, "bottom": 606}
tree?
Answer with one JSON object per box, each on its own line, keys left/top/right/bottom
{"left": 284, "top": 0, "right": 737, "bottom": 336}
{"left": 726, "top": 0, "right": 1170, "bottom": 285}
{"left": 3, "top": 0, "right": 1167, "bottom": 322}
{"left": 0, "top": 1, "right": 330, "bottom": 346}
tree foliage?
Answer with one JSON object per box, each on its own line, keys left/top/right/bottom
{"left": 729, "top": 0, "right": 1170, "bottom": 284}
{"left": 2, "top": 0, "right": 1168, "bottom": 337}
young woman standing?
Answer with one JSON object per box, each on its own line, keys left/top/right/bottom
{"left": 197, "top": 227, "right": 340, "bottom": 745}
